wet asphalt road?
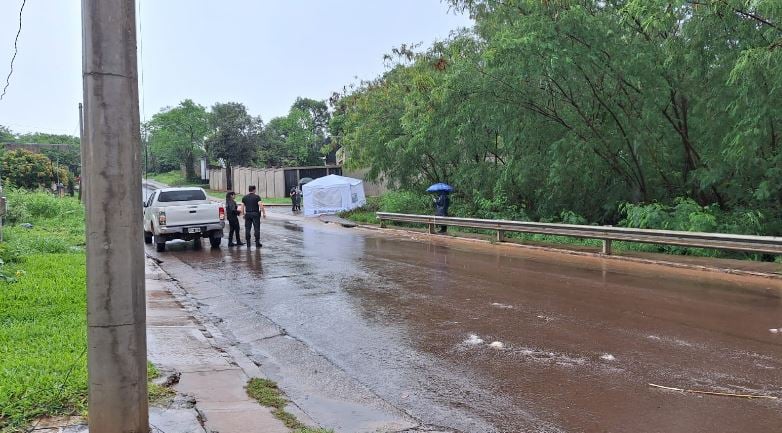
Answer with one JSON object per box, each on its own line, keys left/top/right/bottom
{"left": 146, "top": 210, "right": 782, "bottom": 433}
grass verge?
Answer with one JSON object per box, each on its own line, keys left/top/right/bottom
{"left": 145, "top": 170, "right": 196, "bottom": 187}
{"left": 246, "top": 378, "right": 333, "bottom": 433}
{"left": 0, "top": 190, "right": 88, "bottom": 432}
{"left": 203, "top": 190, "right": 291, "bottom": 205}
{"left": 0, "top": 190, "right": 173, "bottom": 432}
{"left": 339, "top": 193, "right": 780, "bottom": 263}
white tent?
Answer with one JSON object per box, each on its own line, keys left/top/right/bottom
{"left": 302, "top": 174, "right": 367, "bottom": 217}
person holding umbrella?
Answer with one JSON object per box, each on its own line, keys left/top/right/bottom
{"left": 427, "top": 183, "right": 453, "bottom": 233}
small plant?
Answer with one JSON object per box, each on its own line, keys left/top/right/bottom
{"left": 0, "top": 259, "right": 16, "bottom": 282}
{"left": 246, "top": 378, "right": 333, "bottom": 433}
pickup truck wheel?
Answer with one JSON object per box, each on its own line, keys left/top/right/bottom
{"left": 144, "top": 231, "right": 153, "bottom": 244}
{"left": 193, "top": 237, "right": 202, "bottom": 250}
{"left": 154, "top": 235, "right": 166, "bottom": 252}
{"left": 209, "top": 234, "right": 221, "bottom": 248}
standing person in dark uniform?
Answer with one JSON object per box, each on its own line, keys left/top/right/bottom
{"left": 290, "top": 187, "right": 299, "bottom": 212}
{"left": 241, "top": 185, "right": 266, "bottom": 247}
{"left": 225, "top": 191, "right": 243, "bottom": 246}
{"left": 434, "top": 191, "right": 450, "bottom": 233}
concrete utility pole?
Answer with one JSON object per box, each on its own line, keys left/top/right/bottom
{"left": 78, "top": 102, "right": 84, "bottom": 203}
{"left": 82, "top": 0, "right": 148, "bottom": 432}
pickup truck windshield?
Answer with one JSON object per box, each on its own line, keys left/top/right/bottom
{"left": 158, "top": 190, "right": 207, "bottom": 202}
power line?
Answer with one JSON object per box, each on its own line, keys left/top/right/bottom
{"left": 1, "top": 0, "right": 27, "bottom": 101}
{"left": 138, "top": 0, "right": 150, "bottom": 190}
{"left": 138, "top": 0, "right": 146, "bottom": 123}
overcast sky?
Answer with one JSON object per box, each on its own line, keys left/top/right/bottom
{"left": 0, "top": 0, "right": 471, "bottom": 137}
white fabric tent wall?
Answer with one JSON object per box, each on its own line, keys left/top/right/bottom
{"left": 302, "top": 175, "right": 367, "bottom": 217}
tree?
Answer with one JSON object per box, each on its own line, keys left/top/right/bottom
{"left": 0, "top": 125, "right": 14, "bottom": 142}
{"left": 205, "top": 102, "right": 262, "bottom": 190}
{"left": 292, "top": 97, "right": 331, "bottom": 138}
{"left": 146, "top": 100, "right": 210, "bottom": 180}
{"left": 331, "top": 0, "right": 782, "bottom": 231}
{"left": 259, "top": 98, "right": 330, "bottom": 167}
{"left": 16, "top": 132, "right": 81, "bottom": 175}
{"left": 1, "top": 149, "right": 68, "bottom": 189}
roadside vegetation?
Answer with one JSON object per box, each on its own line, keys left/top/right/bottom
{"left": 134, "top": 4, "right": 780, "bottom": 249}
{"left": 146, "top": 362, "right": 176, "bottom": 404}
{"left": 246, "top": 378, "right": 333, "bottom": 433}
{"left": 0, "top": 190, "right": 175, "bottom": 432}
{"left": 146, "top": 170, "right": 192, "bottom": 187}
{"left": 339, "top": 191, "right": 780, "bottom": 262}
{"left": 331, "top": 1, "right": 781, "bottom": 242}
{"left": 0, "top": 190, "right": 87, "bottom": 431}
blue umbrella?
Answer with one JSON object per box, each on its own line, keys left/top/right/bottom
{"left": 426, "top": 183, "right": 454, "bottom": 193}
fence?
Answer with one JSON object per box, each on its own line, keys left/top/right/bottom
{"left": 208, "top": 166, "right": 343, "bottom": 198}
{"left": 375, "top": 212, "right": 782, "bottom": 255}
{"left": 208, "top": 165, "right": 387, "bottom": 198}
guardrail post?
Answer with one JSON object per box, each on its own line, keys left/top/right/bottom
{"left": 602, "top": 239, "right": 612, "bottom": 255}
{"left": 428, "top": 223, "right": 436, "bottom": 234}
{"left": 496, "top": 230, "right": 505, "bottom": 242}
{"left": 379, "top": 218, "right": 386, "bottom": 228}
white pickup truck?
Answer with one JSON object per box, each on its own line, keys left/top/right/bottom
{"left": 143, "top": 187, "right": 225, "bottom": 252}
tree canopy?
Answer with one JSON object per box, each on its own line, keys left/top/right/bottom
{"left": 260, "top": 98, "right": 331, "bottom": 167}
{"left": 1, "top": 149, "right": 69, "bottom": 189}
{"left": 206, "top": 102, "right": 262, "bottom": 167}
{"left": 330, "top": 0, "right": 782, "bottom": 232}
{"left": 145, "top": 99, "right": 210, "bottom": 180}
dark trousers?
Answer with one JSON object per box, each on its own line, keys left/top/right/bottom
{"left": 245, "top": 213, "right": 261, "bottom": 244}
{"left": 228, "top": 217, "right": 241, "bottom": 244}
{"left": 435, "top": 210, "right": 447, "bottom": 232}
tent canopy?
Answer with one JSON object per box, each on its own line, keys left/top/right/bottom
{"left": 302, "top": 174, "right": 366, "bottom": 217}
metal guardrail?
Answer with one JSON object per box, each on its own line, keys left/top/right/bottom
{"left": 376, "top": 212, "right": 782, "bottom": 255}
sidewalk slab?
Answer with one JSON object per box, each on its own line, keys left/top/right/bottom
{"left": 146, "top": 258, "right": 291, "bottom": 433}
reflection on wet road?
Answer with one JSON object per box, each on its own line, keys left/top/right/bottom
{"left": 148, "top": 212, "right": 782, "bottom": 432}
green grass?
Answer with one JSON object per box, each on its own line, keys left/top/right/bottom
{"left": 337, "top": 210, "right": 378, "bottom": 224}
{"left": 246, "top": 378, "right": 333, "bottom": 433}
{"left": 260, "top": 196, "right": 295, "bottom": 205}
{"left": 147, "top": 361, "right": 175, "bottom": 404}
{"left": 146, "top": 170, "right": 191, "bottom": 187}
{"left": 0, "top": 190, "right": 176, "bottom": 431}
{"left": 0, "top": 253, "right": 88, "bottom": 432}
{"left": 0, "top": 190, "right": 88, "bottom": 432}
{"left": 204, "top": 190, "right": 294, "bottom": 205}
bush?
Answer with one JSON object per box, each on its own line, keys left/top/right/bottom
{"left": 0, "top": 149, "right": 69, "bottom": 190}
{"left": 379, "top": 191, "right": 430, "bottom": 214}
{"left": 0, "top": 243, "right": 23, "bottom": 263}
{"left": 3, "top": 188, "right": 84, "bottom": 224}
{"left": 618, "top": 197, "right": 771, "bottom": 257}
{"left": 620, "top": 197, "right": 765, "bottom": 235}
{"left": 3, "top": 198, "right": 30, "bottom": 225}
